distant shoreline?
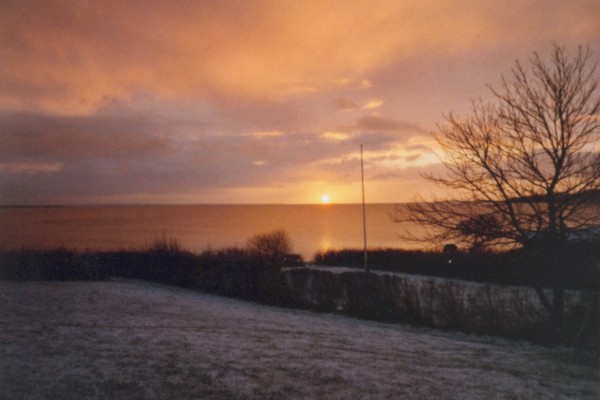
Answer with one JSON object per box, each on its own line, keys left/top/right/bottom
{"left": 0, "top": 202, "right": 401, "bottom": 208}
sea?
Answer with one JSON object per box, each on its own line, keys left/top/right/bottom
{"left": 0, "top": 204, "right": 424, "bottom": 261}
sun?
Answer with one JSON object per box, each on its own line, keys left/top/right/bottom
{"left": 321, "top": 194, "right": 331, "bottom": 204}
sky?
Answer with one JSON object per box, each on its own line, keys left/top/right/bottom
{"left": 1, "top": 0, "right": 599, "bottom": 205}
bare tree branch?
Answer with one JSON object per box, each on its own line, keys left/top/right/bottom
{"left": 393, "top": 45, "right": 599, "bottom": 327}
{"left": 394, "top": 44, "right": 600, "bottom": 251}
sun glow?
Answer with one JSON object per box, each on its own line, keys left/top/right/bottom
{"left": 321, "top": 194, "right": 331, "bottom": 204}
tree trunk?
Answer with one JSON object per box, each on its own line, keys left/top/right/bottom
{"left": 532, "top": 237, "right": 566, "bottom": 344}
{"left": 535, "top": 286, "right": 552, "bottom": 315}
{"left": 550, "top": 286, "right": 564, "bottom": 340}
{"left": 549, "top": 243, "right": 566, "bottom": 343}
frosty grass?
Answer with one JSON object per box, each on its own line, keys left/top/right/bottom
{"left": 1, "top": 280, "right": 598, "bottom": 399}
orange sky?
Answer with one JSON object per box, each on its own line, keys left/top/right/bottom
{"left": 1, "top": 0, "right": 599, "bottom": 204}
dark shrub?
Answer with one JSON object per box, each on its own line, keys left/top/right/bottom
{"left": 314, "top": 246, "right": 599, "bottom": 290}
{"left": 0, "top": 249, "right": 109, "bottom": 281}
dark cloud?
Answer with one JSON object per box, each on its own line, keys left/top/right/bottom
{"left": 353, "top": 115, "right": 425, "bottom": 134}
{"left": 0, "top": 109, "right": 366, "bottom": 203}
{"left": 332, "top": 97, "right": 358, "bottom": 111}
{"left": 212, "top": 99, "right": 311, "bottom": 134}
{"left": 0, "top": 111, "right": 173, "bottom": 162}
{"left": 372, "top": 172, "right": 402, "bottom": 181}
{"left": 349, "top": 132, "right": 400, "bottom": 151}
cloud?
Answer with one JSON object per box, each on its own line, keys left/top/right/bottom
{"left": 320, "top": 132, "right": 351, "bottom": 142}
{"left": 332, "top": 97, "right": 358, "bottom": 112}
{"left": 245, "top": 130, "right": 286, "bottom": 139}
{"left": 0, "top": 111, "right": 358, "bottom": 204}
{"left": 0, "top": 1, "right": 408, "bottom": 114}
{"left": 362, "top": 99, "right": 384, "bottom": 110}
{"left": 353, "top": 115, "right": 425, "bottom": 134}
{"left": 332, "top": 78, "right": 373, "bottom": 90}
{"left": 4, "top": 1, "right": 597, "bottom": 116}
{"left": 0, "top": 111, "right": 173, "bottom": 161}
{"left": 1, "top": 1, "right": 598, "bottom": 204}
{"left": 405, "top": 144, "right": 433, "bottom": 153}
{"left": 371, "top": 172, "right": 402, "bottom": 181}
{"left": 0, "top": 162, "right": 64, "bottom": 175}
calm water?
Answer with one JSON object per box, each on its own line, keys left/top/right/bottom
{"left": 0, "top": 204, "right": 422, "bottom": 260}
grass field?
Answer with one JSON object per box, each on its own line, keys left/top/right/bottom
{"left": 1, "top": 279, "right": 598, "bottom": 399}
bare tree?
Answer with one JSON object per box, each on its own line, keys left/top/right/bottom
{"left": 247, "top": 230, "right": 293, "bottom": 268}
{"left": 393, "top": 45, "right": 600, "bottom": 330}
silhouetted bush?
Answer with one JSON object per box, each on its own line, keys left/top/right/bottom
{"left": 0, "top": 248, "right": 110, "bottom": 281}
{"left": 314, "top": 245, "right": 599, "bottom": 290}
{"left": 101, "top": 242, "right": 291, "bottom": 305}
{"left": 247, "top": 229, "right": 293, "bottom": 268}
{"left": 283, "top": 268, "right": 599, "bottom": 359}
{"left": 0, "top": 236, "right": 292, "bottom": 306}
{"left": 2, "top": 239, "right": 595, "bottom": 358}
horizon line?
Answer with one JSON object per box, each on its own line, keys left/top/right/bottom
{"left": 0, "top": 201, "right": 407, "bottom": 208}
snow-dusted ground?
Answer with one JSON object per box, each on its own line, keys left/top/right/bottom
{"left": 1, "top": 280, "right": 598, "bottom": 399}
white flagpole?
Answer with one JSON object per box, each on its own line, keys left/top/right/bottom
{"left": 361, "top": 144, "right": 368, "bottom": 273}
